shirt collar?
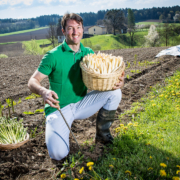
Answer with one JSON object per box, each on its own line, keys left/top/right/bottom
{"left": 62, "top": 39, "right": 85, "bottom": 53}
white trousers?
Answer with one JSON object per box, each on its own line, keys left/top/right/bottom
{"left": 45, "top": 89, "right": 122, "bottom": 160}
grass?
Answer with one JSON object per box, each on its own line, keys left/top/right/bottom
{"left": 136, "top": 22, "right": 163, "bottom": 25}
{"left": 57, "top": 71, "right": 180, "bottom": 180}
{"left": 0, "top": 42, "right": 18, "bottom": 45}
{"left": 0, "top": 27, "right": 48, "bottom": 37}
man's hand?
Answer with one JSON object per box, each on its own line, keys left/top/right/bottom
{"left": 28, "top": 70, "right": 59, "bottom": 109}
{"left": 41, "top": 89, "right": 59, "bottom": 109}
{"left": 113, "top": 71, "right": 125, "bottom": 90}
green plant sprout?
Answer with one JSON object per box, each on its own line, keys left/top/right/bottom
{"left": 34, "top": 109, "right": 44, "bottom": 114}
{"left": 25, "top": 93, "right": 41, "bottom": 100}
{"left": 130, "top": 69, "right": 141, "bottom": 73}
{"left": 17, "top": 98, "right": 22, "bottom": 104}
{"left": 23, "top": 111, "right": 34, "bottom": 115}
{"left": 0, "top": 102, "right": 4, "bottom": 117}
{"left": 126, "top": 75, "right": 131, "bottom": 79}
{"left": 30, "top": 126, "right": 37, "bottom": 138}
{"left": 134, "top": 54, "right": 137, "bottom": 67}
{"left": 126, "top": 61, "right": 131, "bottom": 69}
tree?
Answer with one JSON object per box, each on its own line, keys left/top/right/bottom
{"left": 46, "top": 22, "right": 57, "bottom": 48}
{"left": 127, "top": 9, "right": 136, "bottom": 47}
{"left": 104, "top": 9, "right": 125, "bottom": 35}
{"left": 158, "top": 23, "right": 176, "bottom": 46}
{"left": 57, "top": 17, "right": 62, "bottom": 36}
{"left": 144, "top": 25, "right": 159, "bottom": 47}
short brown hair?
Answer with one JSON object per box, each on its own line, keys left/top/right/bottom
{"left": 61, "top": 13, "right": 83, "bottom": 30}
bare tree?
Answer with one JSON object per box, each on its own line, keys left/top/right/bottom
{"left": 46, "top": 22, "right": 57, "bottom": 48}
{"left": 104, "top": 9, "right": 125, "bottom": 35}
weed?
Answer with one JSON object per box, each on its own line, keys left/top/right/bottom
{"left": 30, "top": 126, "right": 37, "bottom": 138}
{"left": 0, "top": 54, "right": 8, "bottom": 58}
{"left": 126, "top": 61, "right": 131, "bottom": 69}
{"left": 23, "top": 111, "right": 34, "bottom": 115}
{"left": 25, "top": 93, "right": 41, "bottom": 100}
{"left": 126, "top": 75, "right": 131, "bottom": 79}
{"left": 34, "top": 109, "right": 44, "bottom": 114}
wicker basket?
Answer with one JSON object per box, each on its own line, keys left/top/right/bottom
{"left": 0, "top": 133, "right": 29, "bottom": 151}
{"left": 80, "top": 61, "right": 125, "bottom": 91}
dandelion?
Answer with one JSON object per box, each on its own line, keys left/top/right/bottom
{"left": 112, "top": 158, "right": 116, "bottom": 160}
{"left": 115, "top": 127, "right": 120, "bottom": 133}
{"left": 148, "top": 167, "right": 153, "bottom": 171}
{"left": 152, "top": 103, "right": 156, "bottom": 106}
{"left": 61, "top": 174, "right": 66, "bottom": 179}
{"left": 172, "top": 176, "right": 180, "bottom": 180}
{"left": 109, "top": 165, "right": 114, "bottom": 168}
{"left": 128, "top": 123, "right": 133, "bottom": 126}
{"left": 120, "top": 124, "right": 124, "bottom": 127}
{"left": 149, "top": 156, "right": 153, "bottom": 159}
{"left": 160, "top": 163, "right": 167, "bottom": 168}
{"left": 123, "top": 126, "right": 128, "bottom": 130}
{"left": 175, "top": 79, "right": 178, "bottom": 81}
{"left": 87, "top": 162, "right": 94, "bottom": 167}
{"left": 160, "top": 170, "right": 166, "bottom": 177}
{"left": 79, "top": 167, "right": 84, "bottom": 174}
{"left": 176, "top": 170, "right": 180, "bottom": 174}
{"left": 159, "top": 94, "right": 164, "bottom": 97}
{"left": 89, "top": 166, "right": 93, "bottom": 171}
{"left": 74, "top": 179, "right": 79, "bottom": 180}
{"left": 176, "top": 165, "right": 180, "bottom": 169}
{"left": 125, "top": 170, "right": 132, "bottom": 176}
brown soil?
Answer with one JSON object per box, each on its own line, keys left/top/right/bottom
{"left": 0, "top": 28, "right": 49, "bottom": 43}
{"left": 0, "top": 46, "right": 180, "bottom": 180}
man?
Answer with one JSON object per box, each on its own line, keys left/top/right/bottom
{"left": 28, "top": 13, "right": 125, "bottom": 161}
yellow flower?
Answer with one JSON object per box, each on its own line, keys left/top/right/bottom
{"left": 159, "top": 94, "right": 164, "bottom": 97}
{"left": 176, "top": 170, "right": 180, "bottom": 174}
{"left": 148, "top": 167, "right": 153, "bottom": 171}
{"left": 87, "top": 162, "right": 94, "bottom": 167}
{"left": 112, "top": 158, "right": 116, "bottom": 160}
{"left": 61, "top": 174, "right": 66, "bottom": 179}
{"left": 172, "top": 177, "right": 180, "bottom": 180}
{"left": 146, "top": 143, "right": 151, "bottom": 145}
{"left": 175, "top": 79, "right": 178, "bottom": 81}
{"left": 79, "top": 167, "right": 84, "bottom": 174}
{"left": 89, "top": 166, "right": 93, "bottom": 171}
{"left": 160, "top": 163, "right": 167, "bottom": 168}
{"left": 165, "top": 95, "right": 168, "bottom": 98}
{"left": 109, "top": 164, "right": 114, "bottom": 168}
{"left": 125, "top": 170, "right": 132, "bottom": 176}
{"left": 149, "top": 156, "right": 152, "bottom": 159}
{"left": 160, "top": 170, "right": 166, "bottom": 177}
{"left": 115, "top": 127, "right": 120, "bottom": 133}
{"left": 123, "top": 126, "right": 128, "bottom": 130}
{"left": 176, "top": 165, "right": 180, "bottom": 169}
{"left": 128, "top": 123, "right": 133, "bottom": 126}
{"left": 74, "top": 179, "right": 79, "bottom": 180}
{"left": 152, "top": 104, "right": 156, "bottom": 106}
{"left": 120, "top": 124, "right": 124, "bottom": 127}
{"left": 133, "top": 124, "right": 138, "bottom": 127}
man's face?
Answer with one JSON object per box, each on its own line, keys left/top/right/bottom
{"left": 62, "top": 19, "right": 83, "bottom": 46}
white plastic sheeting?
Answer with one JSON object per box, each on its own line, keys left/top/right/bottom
{"left": 156, "top": 45, "right": 180, "bottom": 57}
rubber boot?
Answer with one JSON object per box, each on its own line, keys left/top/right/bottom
{"left": 95, "top": 107, "right": 116, "bottom": 144}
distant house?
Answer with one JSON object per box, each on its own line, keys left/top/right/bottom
{"left": 88, "top": 25, "right": 107, "bottom": 35}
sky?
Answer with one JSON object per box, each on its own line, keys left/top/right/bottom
{"left": 0, "top": 0, "right": 180, "bottom": 19}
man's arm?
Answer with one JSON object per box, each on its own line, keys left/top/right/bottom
{"left": 28, "top": 70, "right": 59, "bottom": 108}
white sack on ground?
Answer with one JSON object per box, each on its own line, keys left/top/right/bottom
{"left": 156, "top": 45, "right": 180, "bottom": 57}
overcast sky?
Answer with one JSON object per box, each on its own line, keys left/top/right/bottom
{"left": 0, "top": 0, "right": 180, "bottom": 19}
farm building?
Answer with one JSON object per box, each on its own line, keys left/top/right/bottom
{"left": 88, "top": 25, "right": 107, "bottom": 35}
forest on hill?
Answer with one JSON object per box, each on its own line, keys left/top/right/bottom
{"left": 0, "top": 5, "right": 180, "bottom": 34}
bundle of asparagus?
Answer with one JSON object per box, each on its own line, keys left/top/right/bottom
{"left": 0, "top": 117, "right": 28, "bottom": 144}
{"left": 82, "top": 52, "right": 123, "bottom": 74}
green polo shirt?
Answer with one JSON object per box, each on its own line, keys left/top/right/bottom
{"left": 38, "top": 40, "right": 94, "bottom": 116}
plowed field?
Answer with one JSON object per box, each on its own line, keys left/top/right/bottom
{"left": 0, "top": 46, "right": 180, "bottom": 180}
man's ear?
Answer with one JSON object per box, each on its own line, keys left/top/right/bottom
{"left": 62, "top": 28, "right": 65, "bottom": 36}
